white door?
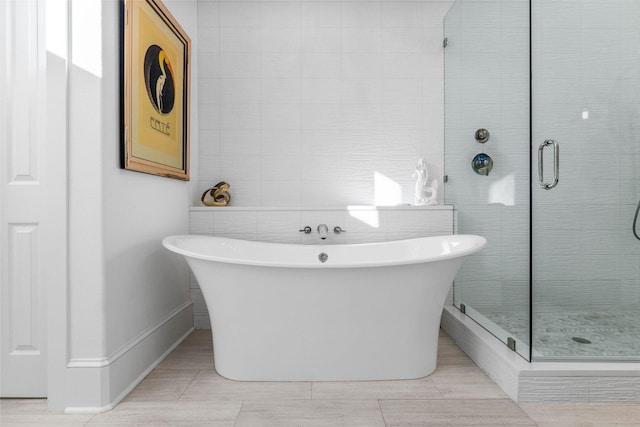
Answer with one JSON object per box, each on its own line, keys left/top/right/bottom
{"left": 0, "top": 0, "right": 60, "bottom": 397}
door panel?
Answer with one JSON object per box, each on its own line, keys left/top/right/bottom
{"left": 531, "top": 0, "right": 640, "bottom": 360}
{"left": 1, "top": 0, "right": 48, "bottom": 397}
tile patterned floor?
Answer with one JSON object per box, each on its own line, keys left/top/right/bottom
{"left": 485, "top": 310, "right": 640, "bottom": 358}
{"left": 2, "top": 329, "right": 639, "bottom": 426}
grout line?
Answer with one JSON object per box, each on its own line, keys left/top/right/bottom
{"left": 377, "top": 399, "right": 388, "bottom": 426}
{"left": 176, "top": 368, "right": 200, "bottom": 401}
{"left": 430, "top": 374, "right": 445, "bottom": 399}
{"left": 233, "top": 401, "right": 245, "bottom": 427}
{"left": 83, "top": 413, "right": 97, "bottom": 427}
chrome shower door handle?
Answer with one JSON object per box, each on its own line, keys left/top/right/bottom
{"left": 538, "top": 139, "right": 559, "bottom": 190}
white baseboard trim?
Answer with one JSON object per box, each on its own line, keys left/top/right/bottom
{"left": 64, "top": 301, "right": 194, "bottom": 414}
{"left": 64, "top": 326, "right": 194, "bottom": 415}
{"left": 68, "top": 301, "right": 193, "bottom": 369}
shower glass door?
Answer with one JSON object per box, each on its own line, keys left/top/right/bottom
{"left": 531, "top": 0, "right": 640, "bottom": 360}
{"left": 444, "top": 0, "right": 531, "bottom": 360}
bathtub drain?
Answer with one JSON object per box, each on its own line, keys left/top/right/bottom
{"left": 318, "top": 252, "right": 328, "bottom": 263}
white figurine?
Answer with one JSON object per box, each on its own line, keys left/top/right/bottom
{"left": 424, "top": 179, "right": 438, "bottom": 206}
{"left": 413, "top": 158, "right": 428, "bottom": 205}
{"left": 413, "top": 158, "right": 438, "bottom": 206}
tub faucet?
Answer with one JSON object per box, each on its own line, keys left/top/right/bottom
{"left": 317, "top": 224, "right": 328, "bottom": 240}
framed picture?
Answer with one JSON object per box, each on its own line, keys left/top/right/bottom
{"left": 121, "top": 0, "right": 191, "bottom": 180}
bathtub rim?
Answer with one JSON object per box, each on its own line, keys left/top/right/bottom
{"left": 162, "top": 234, "right": 487, "bottom": 269}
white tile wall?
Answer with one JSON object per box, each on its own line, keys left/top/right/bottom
{"left": 197, "top": 0, "right": 455, "bottom": 207}
{"left": 189, "top": 205, "right": 454, "bottom": 328}
{"left": 190, "top": 206, "right": 454, "bottom": 243}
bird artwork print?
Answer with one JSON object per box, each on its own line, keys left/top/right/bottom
{"left": 143, "top": 44, "right": 175, "bottom": 115}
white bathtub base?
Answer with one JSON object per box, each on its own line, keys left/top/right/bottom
{"left": 441, "top": 306, "right": 640, "bottom": 402}
{"left": 193, "top": 259, "right": 462, "bottom": 381}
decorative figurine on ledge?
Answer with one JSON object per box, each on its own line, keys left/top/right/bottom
{"left": 424, "top": 179, "right": 438, "bottom": 206}
{"left": 201, "top": 181, "right": 231, "bottom": 206}
{"left": 413, "top": 158, "right": 438, "bottom": 206}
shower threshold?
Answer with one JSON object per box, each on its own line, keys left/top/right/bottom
{"left": 440, "top": 306, "right": 640, "bottom": 402}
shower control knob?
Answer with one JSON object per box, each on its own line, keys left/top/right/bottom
{"left": 299, "top": 226, "right": 312, "bottom": 234}
{"left": 475, "top": 128, "right": 490, "bottom": 143}
{"left": 471, "top": 153, "right": 493, "bottom": 176}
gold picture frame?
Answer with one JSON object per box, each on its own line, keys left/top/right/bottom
{"left": 122, "top": 0, "right": 191, "bottom": 180}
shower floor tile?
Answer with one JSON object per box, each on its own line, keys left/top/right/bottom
{"left": 484, "top": 310, "right": 640, "bottom": 358}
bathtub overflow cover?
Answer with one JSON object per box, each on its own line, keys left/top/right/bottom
{"left": 318, "top": 252, "right": 328, "bottom": 263}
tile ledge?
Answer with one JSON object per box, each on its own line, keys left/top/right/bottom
{"left": 190, "top": 204, "right": 455, "bottom": 212}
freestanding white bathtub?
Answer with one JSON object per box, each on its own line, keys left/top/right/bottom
{"left": 162, "top": 234, "right": 486, "bottom": 381}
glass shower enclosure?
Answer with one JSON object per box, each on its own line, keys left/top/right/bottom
{"left": 444, "top": 0, "right": 640, "bottom": 361}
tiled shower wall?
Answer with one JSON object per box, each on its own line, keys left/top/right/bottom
{"left": 189, "top": 206, "right": 454, "bottom": 328}
{"left": 197, "top": 0, "right": 454, "bottom": 207}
